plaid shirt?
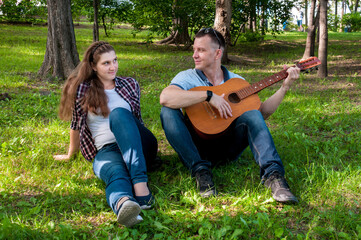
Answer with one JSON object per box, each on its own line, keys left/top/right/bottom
{"left": 70, "top": 76, "right": 143, "bottom": 161}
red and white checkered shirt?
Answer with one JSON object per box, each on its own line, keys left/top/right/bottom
{"left": 70, "top": 76, "right": 143, "bottom": 161}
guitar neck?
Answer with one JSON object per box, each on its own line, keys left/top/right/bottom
{"left": 237, "top": 70, "right": 288, "bottom": 100}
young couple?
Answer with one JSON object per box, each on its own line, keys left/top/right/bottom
{"left": 55, "top": 28, "right": 300, "bottom": 228}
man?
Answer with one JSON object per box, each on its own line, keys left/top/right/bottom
{"left": 297, "top": 9, "right": 304, "bottom": 32}
{"left": 159, "top": 28, "right": 300, "bottom": 204}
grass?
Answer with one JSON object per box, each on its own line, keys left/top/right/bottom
{"left": 0, "top": 23, "right": 361, "bottom": 239}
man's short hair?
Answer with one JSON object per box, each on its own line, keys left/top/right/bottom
{"left": 195, "top": 28, "right": 225, "bottom": 49}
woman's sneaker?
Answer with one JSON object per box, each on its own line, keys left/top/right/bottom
{"left": 117, "top": 199, "right": 142, "bottom": 227}
{"left": 136, "top": 193, "right": 155, "bottom": 210}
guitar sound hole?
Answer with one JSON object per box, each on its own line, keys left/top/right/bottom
{"left": 228, "top": 93, "right": 240, "bottom": 103}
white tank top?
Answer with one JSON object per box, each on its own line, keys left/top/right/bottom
{"left": 87, "top": 88, "right": 131, "bottom": 150}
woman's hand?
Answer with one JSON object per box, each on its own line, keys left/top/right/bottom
{"left": 54, "top": 129, "right": 80, "bottom": 161}
{"left": 53, "top": 154, "right": 71, "bottom": 161}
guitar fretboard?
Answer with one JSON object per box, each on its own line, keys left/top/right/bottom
{"left": 236, "top": 70, "right": 289, "bottom": 100}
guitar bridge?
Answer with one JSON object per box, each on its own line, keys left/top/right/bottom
{"left": 203, "top": 102, "right": 217, "bottom": 119}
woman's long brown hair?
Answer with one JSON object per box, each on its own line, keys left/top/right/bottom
{"left": 58, "top": 41, "right": 115, "bottom": 120}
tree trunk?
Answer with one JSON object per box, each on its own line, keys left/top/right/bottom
{"left": 316, "top": 6, "right": 320, "bottom": 44}
{"left": 232, "top": 23, "right": 245, "bottom": 46}
{"left": 248, "top": 17, "right": 253, "bottom": 32}
{"left": 260, "top": 4, "right": 266, "bottom": 36}
{"left": 38, "top": 0, "right": 79, "bottom": 80}
{"left": 340, "top": 0, "right": 345, "bottom": 31}
{"left": 102, "top": 15, "right": 109, "bottom": 37}
{"left": 252, "top": 13, "right": 257, "bottom": 31}
{"left": 158, "top": 0, "right": 191, "bottom": 45}
{"left": 248, "top": 5, "right": 256, "bottom": 32}
{"left": 305, "top": 0, "right": 308, "bottom": 30}
{"left": 158, "top": 17, "right": 191, "bottom": 45}
{"left": 93, "top": 0, "right": 99, "bottom": 42}
{"left": 303, "top": 0, "right": 318, "bottom": 59}
{"left": 335, "top": 0, "right": 338, "bottom": 31}
{"left": 318, "top": 0, "right": 328, "bottom": 78}
{"left": 214, "top": 0, "right": 232, "bottom": 64}
{"left": 354, "top": 0, "right": 359, "bottom": 12}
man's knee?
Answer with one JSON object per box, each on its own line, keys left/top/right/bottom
{"left": 242, "top": 109, "right": 263, "bottom": 121}
{"left": 237, "top": 110, "right": 266, "bottom": 128}
{"left": 160, "top": 106, "right": 182, "bottom": 124}
{"left": 160, "top": 106, "right": 189, "bottom": 137}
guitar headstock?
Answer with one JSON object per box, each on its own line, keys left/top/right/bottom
{"left": 296, "top": 57, "right": 321, "bottom": 73}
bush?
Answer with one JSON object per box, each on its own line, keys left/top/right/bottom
{"left": 238, "top": 31, "right": 264, "bottom": 42}
{"left": 328, "top": 13, "right": 341, "bottom": 32}
{"left": 342, "top": 12, "right": 361, "bottom": 32}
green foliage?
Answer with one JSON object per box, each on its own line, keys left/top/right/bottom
{"left": 232, "top": 0, "right": 295, "bottom": 42}
{"left": 129, "top": 0, "right": 215, "bottom": 37}
{"left": 0, "top": 24, "right": 361, "bottom": 239}
{"left": 328, "top": 13, "right": 341, "bottom": 32}
{"left": 98, "top": 0, "right": 133, "bottom": 37}
{"left": 71, "top": 0, "right": 93, "bottom": 21}
{"left": 0, "top": 0, "right": 298, "bottom": 44}
{"left": 239, "top": 31, "right": 264, "bottom": 42}
{"left": 71, "top": 0, "right": 133, "bottom": 37}
{"left": 342, "top": 12, "right": 361, "bottom": 32}
{"left": 0, "top": 0, "right": 47, "bottom": 23}
{"left": 129, "top": 0, "right": 296, "bottom": 43}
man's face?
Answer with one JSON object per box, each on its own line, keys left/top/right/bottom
{"left": 192, "top": 35, "right": 220, "bottom": 71}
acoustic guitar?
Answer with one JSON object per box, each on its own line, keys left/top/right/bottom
{"left": 184, "top": 57, "right": 321, "bottom": 137}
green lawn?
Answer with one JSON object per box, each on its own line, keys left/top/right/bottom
{"left": 0, "top": 23, "right": 360, "bottom": 239}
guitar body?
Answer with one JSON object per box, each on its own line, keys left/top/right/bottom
{"left": 185, "top": 78, "right": 261, "bottom": 136}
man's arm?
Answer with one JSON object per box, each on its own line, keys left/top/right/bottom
{"left": 259, "top": 66, "right": 300, "bottom": 119}
{"left": 53, "top": 129, "right": 80, "bottom": 161}
{"left": 159, "top": 85, "right": 207, "bottom": 109}
{"left": 160, "top": 85, "right": 233, "bottom": 119}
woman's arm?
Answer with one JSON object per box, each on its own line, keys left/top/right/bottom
{"left": 53, "top": 129, "right": 80, "bottom": 161}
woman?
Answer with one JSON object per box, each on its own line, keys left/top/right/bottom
{"left": 54, "top": 41, "right": 158, "bottom": 227}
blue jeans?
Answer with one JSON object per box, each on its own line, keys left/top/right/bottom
{"left": 160, "top": 107, "right": 284, "bottom": 179}
{"left": 93, "top": 108, "right": 157, "bottom": 215}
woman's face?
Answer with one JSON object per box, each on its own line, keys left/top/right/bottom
{"left": 92, "top": 51, "right": 118, "bottom": 85}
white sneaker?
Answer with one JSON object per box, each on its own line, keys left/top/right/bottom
{"left": 116, "top": 200, "right": 142, "bottom": 227}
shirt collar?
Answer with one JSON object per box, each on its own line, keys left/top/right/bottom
{"left": 114, "top": 77, "right": 121, "bottom": 87}
{"left": 195, "top": 65, "right": 231, "bottom": 86}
